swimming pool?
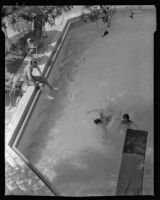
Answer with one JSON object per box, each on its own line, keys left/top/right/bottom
{"left": 12, "top": 8, "right": 155, "bottom": 196}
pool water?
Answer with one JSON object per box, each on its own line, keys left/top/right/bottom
{"left": 18, "top": 9, "right": 155, "bottom": 196}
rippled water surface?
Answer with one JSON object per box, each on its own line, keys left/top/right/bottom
{"left": 19, "top": 9, "right": 155, "bottom": 196}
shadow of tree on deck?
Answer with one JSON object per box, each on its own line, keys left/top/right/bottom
{"left": 5, "top": 29, "right": 61, "bottom": 75}
{"left": 5, "top": 55, "right": 25, "bottom": 74}
{"left": 38, "top": 30, "right": 61, "bottom": 54}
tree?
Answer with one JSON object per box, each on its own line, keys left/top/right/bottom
{"left": 81, "top": 5, "right": 117, "bottom": 37}
{"left": 2, "top": 5, "right": 73, "bottom": 54}
{"left": 2, "top": 6, "right": 17, "bottom": 54}
{"left": 82, "top": 5, "right": 116, "bottom": 27}
{"left": 6, "top": 5, "right": 73, "bottom": 36}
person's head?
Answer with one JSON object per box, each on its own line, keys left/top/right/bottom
{"left": 30, "top": 59, "right": 37, "bottom": 66}
{"left": 94, "top": 118, "right": 103, "bottom": 125}
{"left": 122, "top": 114, "right": 130, "bottom": 121}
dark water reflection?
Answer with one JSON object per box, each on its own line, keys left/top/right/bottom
{"left": 123, "top": 129, "right": 148, "bottom": 156}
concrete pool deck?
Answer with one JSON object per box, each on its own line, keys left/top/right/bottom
{"left": 5, "top": 5, "right": 155, "bottom": 195}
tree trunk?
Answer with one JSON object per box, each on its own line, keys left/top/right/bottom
{"left": 33, "top": 17, "right": 43, "bottom": 38}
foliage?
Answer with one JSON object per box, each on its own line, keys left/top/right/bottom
{"left": 2, "top": 5, "right": 73, "bottom": 33}
{"left": 2, "top": 5, "right": 73, "bottom": 55}
{"left": 82, "top": 5, "right": 116, "bottom": 26}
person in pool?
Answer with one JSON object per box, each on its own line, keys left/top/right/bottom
{"left": 88, "top": 108, "right": 112, "bottom": 129}
{"left": 93, "top": 111, "right": 138, "bottom": 133}
{"left": 94, "top": 115, "right": 111, "bottom": 127}
{"left": 120, "top": 113, "right": 138, "bottom": 130}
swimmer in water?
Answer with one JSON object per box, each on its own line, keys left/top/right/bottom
{"left": 88, "top": 108, "right": 112, "bottom": 130}
{"left": 119, "top": 114, "right": 138, "bottom": 135}
{"left": 102, "top": 30, "right": 109, "bottom": 37}
{"left": 129, "top": 11, "right": 134, "bottom": 19}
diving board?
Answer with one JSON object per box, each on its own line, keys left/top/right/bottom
{"left": 116, "top": 129, "right": 148, "bottom": 195}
